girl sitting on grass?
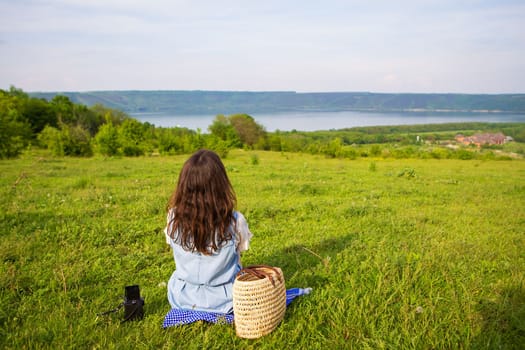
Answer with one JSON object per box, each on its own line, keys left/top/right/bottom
{"left": 164, "top": 149, "right": 252, "bottom": 314}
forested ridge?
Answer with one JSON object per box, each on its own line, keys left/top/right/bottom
{"left": 31, "top": 90, "right": 525, "bottom": 115}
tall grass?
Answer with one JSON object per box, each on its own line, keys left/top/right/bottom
{"left": 1, "top": 150, "right": 524, "bottom": 349}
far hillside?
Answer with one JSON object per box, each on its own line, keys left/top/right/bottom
{"left": 30, "top": 90, "right": 525, "bottom": 115}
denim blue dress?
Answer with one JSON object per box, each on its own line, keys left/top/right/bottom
{"left": 165, "top": 211, "right": 251, "bottom": 314}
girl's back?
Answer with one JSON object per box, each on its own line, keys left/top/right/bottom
{"left": 164, "top": 150, "right": 252, "bottom": 313}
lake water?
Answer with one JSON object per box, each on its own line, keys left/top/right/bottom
{"left": 131, "top": 111, "right": 525, "bottom": 132}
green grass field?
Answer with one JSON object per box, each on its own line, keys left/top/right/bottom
{"left": 1, "top": 150, "right": 524, "bottom": 349}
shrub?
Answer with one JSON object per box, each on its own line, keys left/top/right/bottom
{"left": 429, "top": 148, "right": 450, "bottom": 159}
{"left": 207, "top": 136, "right": 231, "bottom": 158}
{"left": 63, "top": 125, "right": 93, "bottom": 156}
{"left": 118, "top": 119, "right": 147, "bottom": 156}
{"left": 38, "top": 125, "right": 65, "bottom": 156}
{"left": 94, "top": 122, "right": 120, "bottom": 156}
{"left": 456, "top": 149, "right": 475, "bottom": 160}
{"left": 38, "top": 125, "right": 92, "bottom": 157}
{"left": 370, "top": 144, "right": 382, "bottom": 157}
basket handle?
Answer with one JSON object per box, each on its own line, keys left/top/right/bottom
{"left": 237, "top": 265, "right": 283, "bottom": 287}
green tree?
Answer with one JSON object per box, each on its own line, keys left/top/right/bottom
{"left": 50, "top": 95, "right": 75, "bottom": 125}
{"left": 118, "top": 119, "right": 146, "bottom": 156}
{"left": 229, "top": 114, "right": 266, "bottom": 147}
{"left": 157, "top": 127, "right": 196, "bottom": 155}
{"left": 280, "top": 133, "right": 308, "bottom": 152}
{"left": 38, "top": 124, "right": 93, "bottom": 157}
{"left": 89, "top": 104, "right": 128, "bottom": 126}
{"left": 323, "top": 137, "right": 343, "bottom": 158}
{"left": 206, "top": 135, "right": 231, "bottom": 158}
{"left": 51, "top": 96, "right": 106, "bottom": 136}
{"left": 0, "top": 90, "right": 32, "bottom": 158}
{"left": 208, "top": 115, "right": 230, "bottom": 140}
{"left": 191, "top": 128, "right": 206, "bottom": 151}
{"left": 22, "top": 97, "right": 57, "bottom": 134}
{"left": 38, "top": 126, "right": 65, "bottom": 156}
{"left": 8, "top": 85, "right": 28, "bottom": 98}
{"left": 268, "top": 133, "right": 282, "bottom": 152}
{"left": 94, "top": 118, "right": 120, "bottom": 156}
{"left": 62, "top": 125, "right": 93, "bottom": 156}
{"left": 208, "top": 115, "right": 241, "bottom": 147}
{"left": 158, "top": 128, "right": 182, "bottom": 155}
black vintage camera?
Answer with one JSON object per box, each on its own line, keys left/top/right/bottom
{"left": 98, "top": 284, "right": 145, "bottom": 323}
{"left": 123, "top": 285, "right": 145, "bottom": 322}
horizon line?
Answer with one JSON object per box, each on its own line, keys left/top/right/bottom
{"left": 26, "top": 89, "right": 525, "bottom": 96}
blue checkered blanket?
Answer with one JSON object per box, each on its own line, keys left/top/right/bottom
{"left": 163, "top": 288, "right": 311, "bottom": 328}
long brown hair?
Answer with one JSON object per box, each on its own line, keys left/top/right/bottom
{"left": 166, "top": 149, "right": 237, "bottom": 254}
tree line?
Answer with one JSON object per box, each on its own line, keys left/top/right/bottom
{"left": 0, "top": 87, "right": 267, "bottom": 159}
{"left": 2, "top": 86, "right": 524, "bottom": 160}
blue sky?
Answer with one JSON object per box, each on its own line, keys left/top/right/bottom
{"left": 0, "top": 0, "right": 524, "bottom": 93}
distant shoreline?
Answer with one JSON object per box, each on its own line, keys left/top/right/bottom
{"left": 130, "top": 110, "right": 525, "bottom": 132}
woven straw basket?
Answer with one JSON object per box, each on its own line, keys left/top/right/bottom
{"left": 233, "top": 265, "right": 286, "bottom": 339}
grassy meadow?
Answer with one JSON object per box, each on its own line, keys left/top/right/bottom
{"left": 1, "top": 150, "right": 524, "bottom": 349}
